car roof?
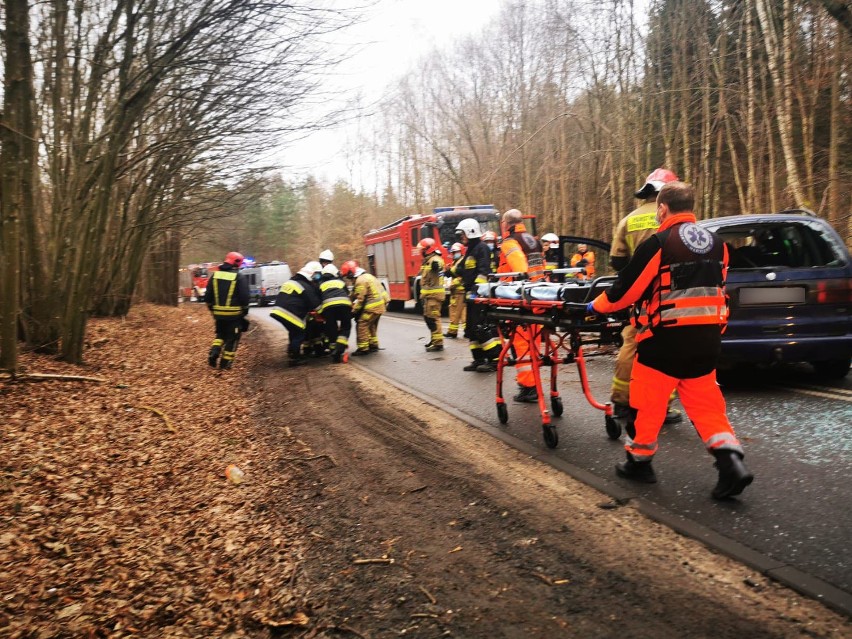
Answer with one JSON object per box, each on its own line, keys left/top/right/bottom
{"left": 698, "top": 211, "right": 821, "bottom": 228}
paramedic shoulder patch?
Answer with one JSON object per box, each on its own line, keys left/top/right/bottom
{"left": 679, "top": 223, "right": 714, "bottom": 254}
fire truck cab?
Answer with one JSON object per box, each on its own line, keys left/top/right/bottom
{"left": 364, "top": 205, "right": 501, "bottom": 311}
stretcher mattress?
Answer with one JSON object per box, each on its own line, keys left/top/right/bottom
{"left": 475, "top": 280, "right": 612, "bottom": 304}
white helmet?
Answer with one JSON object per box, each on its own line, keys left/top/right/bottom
{"left": 456, "top": 218, "right": 483, "bottom": 239}
{"left": 298, "top": 261, "right": 323, "bottom": 279}
{"left": 319, "top": 249, "right": 334, "bottom": 262}
{"left": 541, "top": 233, "right": 559, "bottom": 244}
{"left": 321, "top": 263, "right": 339, "bottom": 277}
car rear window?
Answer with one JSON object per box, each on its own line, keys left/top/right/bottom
{"left": 707, "top": 220, "right": 846, "bottom": 269}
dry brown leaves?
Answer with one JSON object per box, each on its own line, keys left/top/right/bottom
{"left": 1, "top": 304, "right": 308, "bottom": 638}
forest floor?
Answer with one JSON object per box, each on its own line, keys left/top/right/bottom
{"left": 2, "top": 303, "right": 850, "bottom": 638}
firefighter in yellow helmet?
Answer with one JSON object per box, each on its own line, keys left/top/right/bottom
{"left": 444, "top": 241, "right": 467, "bottom": 339}
{"left": 340, "top": 260, "right": 387, "bottom": 355}
{"left": 610, "top": 168, "right": 683, "bottom": 425}
{"left": 417, "top": 238, "right": 447, "bottom": 352}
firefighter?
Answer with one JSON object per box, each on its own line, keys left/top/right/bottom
{"left": 540, "top": 233, "right": 560, "bottom": 277}
{"left": 340, "top": 260, "right": 387, "bottom": 356}
{"left": 270, "top": 261, "right": 323, "bottom": 367}
{"left": 417, "top": 238, "right": 447, "bottom": 352}
{"left": 456, "top": 218, "right": 501, "bottom": 372}
{"left": 319, "top": 249, "right": 334, "bottom": 268}
{"left": 318, "top": 263, "right": 352, "bottom": 363}
{"left": 498, "top": 209, "right": 546, "bottom": 402}
{"left": 588, "top": 181, "right": 754, "bottom": 500}
{"left": 482, "top": 230, "right": 499, "bottom": 272}
{"left": 444, "top": 242, "right": 467, "bottom": 339}
{"left": 569, "top": 243, "right": 596, "bottom": 280}
{"left": 205, "top": 251, "right": 250, "bottom": 370}
{"left": 610, "top": 167, "right": 683, "bottom": 426}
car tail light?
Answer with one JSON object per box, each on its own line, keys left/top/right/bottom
{"left": 815, "top": 279, "right": 852, "bottom": 303}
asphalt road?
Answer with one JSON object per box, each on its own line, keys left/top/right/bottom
{"left": 251, "top": 305, "right": 852, "bottom": 612}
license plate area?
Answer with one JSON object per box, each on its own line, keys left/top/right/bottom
{"left": 738, "top": 286, "right": 806, "bottom": 305}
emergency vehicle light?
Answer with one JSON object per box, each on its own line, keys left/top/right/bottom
{"left": 432, "top": 204, "right": 496, "bottom": 214}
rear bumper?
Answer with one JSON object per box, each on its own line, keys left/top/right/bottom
{"left": 720, "top": 335, "right": 852, "bottom": 364}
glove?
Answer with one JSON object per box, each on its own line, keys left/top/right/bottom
{"left": 586, "top": 301, "right": 599, "bottom": 315}
{"left": 576, "top": 258, "right": 588, "bottom": 268}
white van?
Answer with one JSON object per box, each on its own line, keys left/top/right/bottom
{"left": 256, "top": 262, "right": 292, "bottom": 306}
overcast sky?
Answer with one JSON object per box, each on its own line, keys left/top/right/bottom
{"left": 273, "top": 0, "right": 506, "bottom": 186}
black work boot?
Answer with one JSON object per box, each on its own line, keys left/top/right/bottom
{"left": 425, "top": 342, "right": 444, "bottom": 352}
{"left": 463, "top": 360, "right": 484, "bottom": 372}
{"left": 711, "top": 450, "right": 754, "bottom": 499}
{"left": 219, "top": 359, "right": 233, "bottom": 370}
{"left": 615, "top": 453, "right": 657, "bottom": 484}
{"left": 513, "top": 386, "right": 538, "bottom": 403}
{"left": 208, "top": 346, "right": 221, "bottom": 368}
{"left": 664, "top": 408, "right": 684, "bottom": 424}
{"left": 444, "top": 332, "right": 457, "bottom": 339}
{"left": 476, "top": 360, "right": 498, "bottom": 373}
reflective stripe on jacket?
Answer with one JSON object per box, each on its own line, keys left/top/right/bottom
{"left": 419, "top": 254, "right": 446, "bottom": 299}
{"left": 210, "top": 271, "right": 243, "bottom": 317}
{"left": 271, "top": 275, "right": 322, "bottom": 328}
{"left": 352, "top": 272, "right": 386, "bottom": 315}
{"left": 319, "top": 277, "right": 352, "bottom": 313}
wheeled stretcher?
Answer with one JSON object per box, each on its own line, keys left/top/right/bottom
{"left": 472, "top": 270, "right": 629, "bottom": 448}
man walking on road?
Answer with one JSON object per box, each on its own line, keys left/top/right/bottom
{"left": 610, "top": 168, "right": 683, "bottom": 426}
{"left": 589, "top": 182, "right": 754, "bottom": 499}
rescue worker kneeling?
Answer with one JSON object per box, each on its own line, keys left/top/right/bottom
{"left": 270, "top": 261, "right": 323, "bottom": 366}
{"left": 340, "top": 260, "right": 387, "bottom": 356}
{"left": 588, "top": 182, "right": 753, "bottom": 499}
{"left": 417, "top": 238, "right": 446, "bottom": 352}
{"left": 318, "top": 263, "right": 353, "bottom": 363}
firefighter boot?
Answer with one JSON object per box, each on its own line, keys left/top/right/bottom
{"left": 331, "top": 344, "right": 344, "bottom": 364}
{"left": 425, "top": 342, "right": 444, "bottom": 352}
{"left": 219, "top": 359, "right": 233, "bottom": 370}
{"left": 664, "top": 408, "right": 684, "bottom": 424}
{"left": 616, "top": 452, "right": 657, "bottom": 484}
{"left": 463, "top": 360, "right": 485, "bottom": 372}
{"left": 711, "top": 450, "right": 754, "bottom": 500}
{"left": 208, "top": 346, "right": 221, "bottom": 368}
{"left": 513, "top": 385, "right": 538, "bottom": 403}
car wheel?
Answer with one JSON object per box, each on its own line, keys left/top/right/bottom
{"left": 811, "top": 358, "right": 851, "bottom": 379}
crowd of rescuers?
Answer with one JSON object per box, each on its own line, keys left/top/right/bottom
{"left": 208, "top": 174, "right": 753, "bottom": 499}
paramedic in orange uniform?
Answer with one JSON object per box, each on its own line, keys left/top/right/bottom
{"left": 498, "top": 209, "right": 546, "bottom": 403}
{"left": 588, "top": 182, "right": 754, "bottom": 500}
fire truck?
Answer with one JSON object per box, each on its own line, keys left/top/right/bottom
{"left": 364, "top": 204, "right": 501, "bottom": 311}
{"left": 180, "top": 262, "right": 219, "bottom": 302}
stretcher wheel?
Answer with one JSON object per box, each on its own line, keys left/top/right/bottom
{"left": 605, "top": 415, "right": 622, "bottom": 440}
{"left": 542, "top": 424, "right": 558, "bottom": 448}
{"left": 497, "top": 402, "right": 509, "bottom": 424}
{"left": 551, "top": 396, "right": 563, "bottom": 417}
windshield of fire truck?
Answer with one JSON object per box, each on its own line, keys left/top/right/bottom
{"left": 437, "top": 216, "right": 501, "bottom": 247}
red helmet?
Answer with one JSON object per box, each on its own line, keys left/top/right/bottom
{"left": 225, "top": 251, "right": 244, "bottom": 267}
{"left": 417, "top": 237, "right": 437, "bottom": 255}
{"left": 340, "top": 260, "right": 359, "bottom": 278}
{"left": 635, "top": 168, "right": 679, "bottom": 199}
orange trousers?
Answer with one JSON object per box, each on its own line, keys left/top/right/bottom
{"left": 513, "top": 326, "right": 541, "bottom": 388}
{"left": 627, "top": 360, "right": 743, "bottom": 462}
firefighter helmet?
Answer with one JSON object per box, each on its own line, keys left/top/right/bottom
{"left": 482, "top": 230, "right": 497, "bottom": 242}
{"left": 540, "top": 233, "right": 559, "bottom": 244}
{"left": 417, "top": 238, "right": 438, "bottom": 255}
{"left": 319, "top": 249, "right": 334, "bottom": 263}
{"left": 456, "top": 218, "right": 483, "bottom": 239}
{"left": 450, "top": 242, "right": 464, "bottom": 253}
{"left": 224, "top": 251, "right": 244, "bottom": 267}
{"left": 298, "top": 261, "right": 322, "bottom": 279}
{"left": 340, "top": 260, "right": 359, "bottom": 278}
{"left": 321, "top": 263, "right": 339, "bottom": 277}
{"left": 635, "top": 168, "right": 679, "bottom": 199}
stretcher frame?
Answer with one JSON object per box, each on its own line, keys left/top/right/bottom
{"left": 473, "top": 270, "right": 628, "bottom": 448}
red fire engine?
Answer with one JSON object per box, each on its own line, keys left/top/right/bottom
{"left": 179, "top": 262, "right": 219, "bottom": 301}
{"left": 364, "top": 205, "right": 501, "bottom": 311}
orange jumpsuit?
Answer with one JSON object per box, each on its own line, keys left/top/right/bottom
{"left": 499, "top": 223, "right": 545, "bottom": 389}
{"left": 591, "top": 213, "right": 743, "bottom": 462}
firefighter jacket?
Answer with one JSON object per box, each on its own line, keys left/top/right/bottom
{"left": 459, "top": 238, "right": 492, "bottom": 293}
{"left": 205, "top": 263, "right": 250, "bottom": 318}
{"left": 543, "top": 249, "right": 559, "bottom": 274}
{"left": 570, "top": 250, "right": 596, "bottom": 278}
{"left": 499, "top": 223, "right": 545, "bottom": 282}
{"left": 591, "top": 213, "right": 729, "bottom": 378}
{"left": 270, "top": 273, "right": 322, "bottom": 329}
{"left": 447, "top": 256, "right": 466, "bottom": 294}
{"left": 610, "top": 201, "right": 660, "bottom": 271}
{"left": 419, "top": 253, "right": 446, "bottom": 301}
{"left": 351, "top": 272, "right": 386, "bottom": 316}
{"left": 319, "top": 276, "right": 352, "bottom": 313}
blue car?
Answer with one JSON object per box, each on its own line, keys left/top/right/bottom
{"left": 698, "top": 210, "right": 851, "bottom": 378}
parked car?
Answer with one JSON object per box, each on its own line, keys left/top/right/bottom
{"left": 255, "top": 262, "right": 292, "bottom": 306}
{"left": 698, "top": 210, "right": 851, "bottom": 378}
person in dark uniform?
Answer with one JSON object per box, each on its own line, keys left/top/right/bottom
{"left": 205, "top": 252, "right": 250, "bottom": 370}
{"left": 318, "top": 263, "right": 353, "bottom": 363}
{"left": 270, "top": 261, "right": 323, "bottom": 366}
